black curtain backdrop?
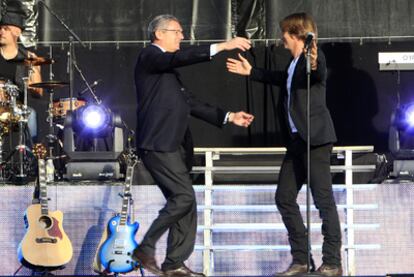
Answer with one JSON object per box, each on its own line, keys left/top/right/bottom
{"left": 38, "top": 0, "right": 232, "bottom": 42}
{"left": 265, "top": 0, "right": 414, "bottom": 39}
{"left": 28, "top": 40, "right": 414, "bottom": 153}
{"left": 36, "top": 0, "right": 414, "bottom": 41}
{"left": 14, "top": 0, "right": 414, "bottom": 153}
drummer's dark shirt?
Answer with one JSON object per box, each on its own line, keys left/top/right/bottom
{"left": 0, "top": 53, "right": 17, "bottom": 82}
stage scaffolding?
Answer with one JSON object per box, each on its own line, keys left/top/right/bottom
{"left": 192, "top": 146, "right": 377, "bottom": 276}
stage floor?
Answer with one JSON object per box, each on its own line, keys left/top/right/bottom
{"left": 0, "top": 181, "right": 413, "bottom": 276}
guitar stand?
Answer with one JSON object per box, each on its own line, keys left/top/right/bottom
{"left": 30, "top": 268, "right": 59, "bottom": 276}
{"left": 103, "top": 260, "right": 144, "bottom": 277}
{"left": 13, "top": 263, "right": 65, "bottom": 276}
{"left": 135, "top": 264, "right": 145, "bottom": 277}
{"left": 105, "top": 263, "right": 144, "bottom": 277}
{"left": 31, "top": 265, "right": 65, "bottom": 276}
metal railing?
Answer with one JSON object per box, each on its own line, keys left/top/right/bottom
{"left": 191, "top": 146, "right": 377, "bottom": 276}
{"left": 32, "top": 35, "right": 414, "bottom": 47}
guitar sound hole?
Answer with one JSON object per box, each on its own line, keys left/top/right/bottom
{"left": 38, "top": 216, "right": 52, "bottom": 229}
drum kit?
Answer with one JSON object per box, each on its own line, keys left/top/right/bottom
{"left": 0, "top": 56, "right": 87, "bottom": 182}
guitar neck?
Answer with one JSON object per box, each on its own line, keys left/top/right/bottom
{"left": 38, "top": 159, "right": 49, "bottom": 215}
{"left": 119, "top": 162, "right": 136, "bottom": 226}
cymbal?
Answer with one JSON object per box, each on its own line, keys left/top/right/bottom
{"left": 9, "top": 56, "right": 55, "bottom": 66}
{"left": 29, "top": 81, "right": 68, "bottom": 90}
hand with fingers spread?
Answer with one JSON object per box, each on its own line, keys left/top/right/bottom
{"left": 226, "top": 53, "right": 252, "bottom": 76}
{"left": 217, "top": 37, "right": 251, "bottom": 52}
{"left": 228, "top": 111, "right": 254, "bottom": 127}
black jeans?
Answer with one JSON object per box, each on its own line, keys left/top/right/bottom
{"left": 276, "top": 136, "right": 342, "bottom": 266}
{"left": 137, "top": 146, "right": 197, "bottom": 271}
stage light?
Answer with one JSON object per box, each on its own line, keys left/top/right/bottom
{"left": 75, "top": 104, "right": 112, "bottom": 136}
{"left": 63, "top": 106, "right": 125, "bottom": 181}
{"left": 393, "top": 102, "right": 414, "bottom": 132}
{"left": 389, "top": 102, "right": 414, "bottom": 179}
{"left": 81, "top": 105, "right": 109, "bottom": 131}
{"left": 402, "top": 104, "right": 414, "bottom": 129}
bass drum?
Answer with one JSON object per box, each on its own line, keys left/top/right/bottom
{"left": 52, "top": 97, "right": 86, "bottom": 119}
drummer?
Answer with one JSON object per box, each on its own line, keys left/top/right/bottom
{"left": 0, "top": 11, "right": 42, "bottom": 142}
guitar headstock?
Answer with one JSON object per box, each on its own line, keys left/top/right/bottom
{"left": 121, "top": 148, "right": 138, "bottom": 166}
{"left": 33, "top": 143, "right": 47, "bottom": 160}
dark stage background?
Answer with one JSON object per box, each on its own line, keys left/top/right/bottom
{"left": 4, "top": 0, "right": 414, "bottom": 153}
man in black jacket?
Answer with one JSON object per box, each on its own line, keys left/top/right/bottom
{"left": 227, "top": 13, "right": 342, "bottom": 277}
{"left": 132, "top": 14, "right": 254, "bottom": 277}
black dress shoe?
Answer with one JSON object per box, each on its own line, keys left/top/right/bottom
{"left": 163, "top": 265, "right": 205, "bottom": 277}
{"left": 132, "top": 248, "right": 164, "bottom": 276}
{"left": 315, "top": 264, "right": 343, "bottom": 276}
{"left": 274, "top": 263, "right": 309, "bottom": 276}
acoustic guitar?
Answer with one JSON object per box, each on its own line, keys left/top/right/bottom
{"left": 17, "top": 144, "right": 73, "bottom": 268}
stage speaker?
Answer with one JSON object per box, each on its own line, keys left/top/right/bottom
{"left": 64, "top": 161, "right": 123, "bottom": 180}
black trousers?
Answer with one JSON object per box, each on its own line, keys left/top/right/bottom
{"left": 138, "top": 146, "right": 197, "bottom": 271}
{"left": 276, "top": 136, "right": 342, "bottom": 266}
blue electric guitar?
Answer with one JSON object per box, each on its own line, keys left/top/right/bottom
{"left": 99, "top": 156, "right": 140, "bottom": 273}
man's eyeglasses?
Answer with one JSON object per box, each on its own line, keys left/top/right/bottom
{"left": 160, "top": 29, "right": 183, "bottom": 35}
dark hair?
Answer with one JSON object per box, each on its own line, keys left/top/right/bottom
{"left": 148, "top": 14, "right": 179, "bottom": 42}
{"left": 279, "top": 12, "right": 317, "bottom": 41}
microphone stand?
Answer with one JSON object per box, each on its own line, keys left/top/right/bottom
{"left": 38, "top": 0, "right": 86, "bottom": 114}
{"left": 305, "top": 45, "right": 316, "bottom": 275}
{"left": 37, "top": 1, "right": 91, "bottom": 178}
{"left": 73, "top": 62, "right": 101, "bottom": 105}
{"left": 68, "top": 36, "right": 74, "bottom": 112}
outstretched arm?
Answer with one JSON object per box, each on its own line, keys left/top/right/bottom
{"left": 143, "top": 37, "right": 251, "bottom": 73}
{"left": 215, "top": 37, "right": 251, "bottom": 53}
{"left": 226, "top": 53, "right": 252, "bottom": 76}
{"left": 189, "top": 94, "right": 254, "bottom": 128}
{"left": 227, "top": 53, "right": 285, "bottom": 86}
{"left": 227, "top": 111, "right": 254, "bottom": 128}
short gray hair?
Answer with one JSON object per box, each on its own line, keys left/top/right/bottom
{"left": 148, "top": 14, "right": 179, "bottom": 42}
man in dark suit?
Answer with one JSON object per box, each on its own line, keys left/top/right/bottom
{"left": 132, "top": 14, "right": 254, "bottom": 277}
{"left": 227, "top": 13, "right": 342, "bottom": 277}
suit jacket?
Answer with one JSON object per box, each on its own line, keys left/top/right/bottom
{"left": 250, "top": 49, "right": 337, "bottom": 146}
{"left": 134, "top": 44, "right": 226, "bottom": 152}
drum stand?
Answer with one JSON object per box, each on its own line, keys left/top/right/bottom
{"left": 0, "top": 126, "right": 7, "bottom": 181}
{"left": 45, "top": 89, "right": 58, "bottom": 182}
{"left": 46, "top": 90, "right": 57, "bottom": 151}
{"left": 0, "top": 110, "right": 10, "bottom": 180}
{"left": 2, "top": 79, "right": 33, "bottom": 180}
